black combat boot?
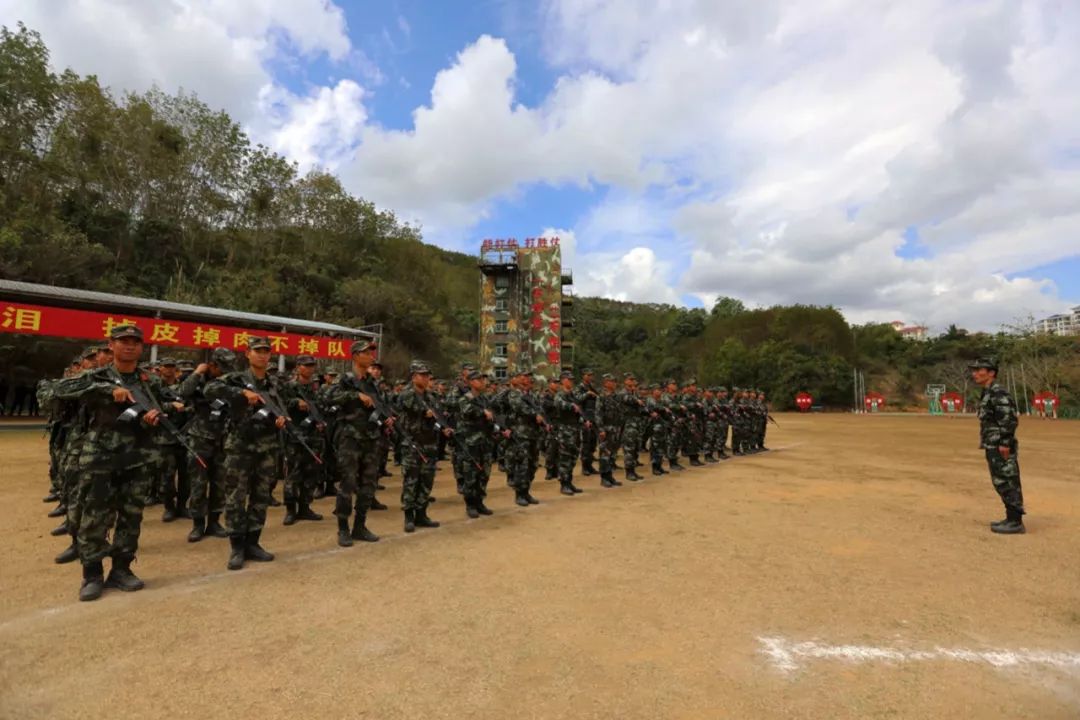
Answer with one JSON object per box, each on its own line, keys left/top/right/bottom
{"left": 991, "top": 507, "right": 1025, "bottom": 535}
{"left": 79, "top": 561, "right": 105, "bottom": 602}
{"left": 525, "top": 492, "right": 540, "bottom": 505}
{"left": 514, "top": 490, "right": 530, "bottom": 507}
{"left": 55, "top": 541, "right": 78, "bottom": 564}
{"left": 465, "top": 497, "right": 480, "bottom": 519}
{"left": 43, "top": 491, "right": 60, "bottom": 503}
{"left": 369, "top": 496, "right": 388, "bottom": 511}
{"left": 188, "top": 516, "right": 206, "bottom": 543}
{"left": 476, "top": 498, "right": 493, "bottom": 516}
{"left": 205, "top": 512, "right": 228, "bottom": 538}
{"left": 105, "top": 555, "right": 145, "bottom": 592}
{"left": 689, "top": 455, "right": 705, "bottom": 467}
{"left": 338, "top": 516, "right": 354, "bottom": 546}
{"left": 297, "top": 503, "right": 323, "bottom": 521}
{"left": 414, "top": 509, "right": 440, "bottom": 528}
{"left": 705, "top": 453, "right": 719, "bottom": 463}
{"left": 669, "top": 459, "right": 686, "bottom": 471}
{"left": 609, "top": 476, "right": 623, "bottom": 486}
{"left": 47, "top": 504, "right": 66, "bottom": 518}
{"left": 352, "top": 512, "right": 380, "bottom": 541}
{"left": 626, "top": 467, "right": 642, "bottom": 481}
{"left": 600, "top": 475, "right": 614, "bottom": 488}
{"left": 651, "top": 462, "right": 663, "bottom": 476}
{"left": 244, "top": 530, "right": 275, "bottom": 562}
{"left": 403, "top": 510, "right": 416, "bottom": 533}
{"left": 162, "top": 495, "right": 177, "bottom": 522}
{"left": 283, "top": 500, "right": 298, "bottom": 526}
{"left": 560, "top": 480, "right": 575, "bottom": 495}
{"left": 227, "top": 535, "right": 246, "bottom": 570}
{"left": 50, "top": 520, "right": 69, "bottom": 536}
{"left": 582, "top": 463, "right": 596, "bottom": 476}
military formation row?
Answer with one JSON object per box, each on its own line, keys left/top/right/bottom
{"left": 38, "top": 326, "right": 773, "bottom": 602}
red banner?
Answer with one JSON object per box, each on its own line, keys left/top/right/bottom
{"left": 0, "top": 301, "right": 356, "bottom": 359}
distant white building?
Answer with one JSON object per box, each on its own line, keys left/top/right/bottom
{"left": 1035, "top": 306, "right": 1080, "bottom": 336}
{"left": 890, "top": 320, "right": 929, "bottom": 341}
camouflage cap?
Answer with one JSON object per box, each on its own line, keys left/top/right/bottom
{"left": 409, "top": 360, "right": 432, "bottom": 375}
{"left": 210, "top": 347, "right": 236, "bottom": 368}
{"left": 109, "top": 324, "right": 143, "bottom": 341}
{"left": 159, "top": 357, "right": 177, "bottom": 367}
{"left": 717, "top": 386, "right": 728, "bottom": 393}
{"left": 581, "top": 368, "right": 595, "bottom": 375}
{"left": 369, "top": 360, "right": 383, "bottom": 369}
{"left": 460, "top": 362, "right": 476, "bottom": 371}
{"left": 623, "top": 372, "right": 637, "bottom": 380}
{"left": 81, "top": 346, "right": 99, "bottom": 359}
{"left": 295, "top": 354, "right": 317, "bottom": 366}
{"left": 350, "top": 339, "right": 377, "bottom": 355}
{"left": 968, "top": 357, "right": 998, "bottom": 371}
{"left": 683, "top": 377, "right": 697, "bottom": 387}
{"left": 177, "top": 359, "right": 195, "bottom": 370}
{"left": 466, "top": 369, "right": 485, "bottom": 381}
{"left": 559, "top": 370, "right": 574, "bottom": 380}
{"left": 665, "top": 378, "right": 677, "bottom": 386}
{"left": 324, "top": 368, "right": 340, "bottom": 376}
{"left": 247, "top": 336, "right": 272, "bottom": 351}
{"left": 601, "top": 372, "right": 615, "bottom": 380}
{"left": 533, "top": 374, "right": 546, "bottom": 384}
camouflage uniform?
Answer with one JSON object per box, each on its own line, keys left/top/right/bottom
{"left": 661, "top": 389, "right": 686, "bottom": 469}
{"left": 575, "top": 378, "right": 599, "bottom": 474}
{"left": 646, "top": 392, "right": 669, "bottom": 473}
{"left": 52, "top": 363, "right": 164, "bottom": 575}
{"left": 595, "top": 381, "right": 625, "bottom": 487}
{"left": 977, "top": 379, "right": 1025, "bottom": 522}
{"left": 281, "top": 371, "right": 327, "bottom": 521}
{"left": 682, "top": 386, "right": 705, "bottom": 465}
{"left": 552, "top": 383, "right": 584, "bottom": 493}
{"left": 715, "top": 390, "right": 731, "bottom": 457}
{"left": 542, "top": 387, "right": 560, "bottom": 479}
{"left": 456, "top": 386, "right": 496, "bottom": 511}
{"left": 618, "top": 383, "right": 647, "bottom": 480}
{"left": 397, "top": 383, "right": 440, "bottom": 517}
{"left": 156, "top": 374, "right": 191, "bottom": 520}
{"left": 323, "top": 366, "right": 382, "bottom": 538}
{"left": 177, "top": 359, "right": 231, "bottom": 539}
{"left": 205, "top": 367, "right": 284, "bottom": 540}
{"left": 505, "top": 384, "right": 543, "bottom": 504}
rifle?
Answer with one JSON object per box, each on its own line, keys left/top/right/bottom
{"left": 359, "top": 380, "right": 430, "bottom": 465}
{"left": 420, "top": 395, "right": 484, "bottom": 471}
{"left": 112, "top": 377, "right": 207, "bottom": 469}
{"left": 244, "top": 382, "right": 323, "bottom": 465}
{"left": 767, "top": 414, "right": 780, "bottom": 427}
{"left": 522, "top": 393, "right": 552, "bottom": 431}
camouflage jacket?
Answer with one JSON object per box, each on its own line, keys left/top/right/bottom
{"left": 322, "top": 371, "right": 382, "bottom": 442}
{"left": 457, "top": 391, "right": 495, "bottom": 443}
{"left": 177, "top": 370, "right": 229, "bottom": 442}
{"left": 977, "top": 381, "right": 1018, "bottom": 448}
{"left": 205, "top": 369, "right": 286, "bottom": 449}
{"left": 596, "top": 390, "right": 624, "bottom": 430}
{"left": 52, "top": 365, "right": 169, "bottom": 471}
{"left": 397, "top": 385, "right": 440, "bottom": 446}
{"left": 506, "top": 388, "right": 542, "bottom": 439}
{"left": 281, "top": 378, "right": 325, "bottom": 441}
{"left": 552, "top": 389, "right": 581, "bottom": 426}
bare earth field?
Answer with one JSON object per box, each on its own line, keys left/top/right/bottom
{"left": 1, "top": 414, "right": 1078, "bottom": 719}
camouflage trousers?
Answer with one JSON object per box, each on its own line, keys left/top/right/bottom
{"left": 597, "top": 426, "right": 620, "bottom": 476}
{"left": 621, "top": 421, "right": 642, "bottom": 474}
{"left": 401, "top": 442, "right": 439, "bottom": 512}
{"left": 285, "top": 436, "right": 324, "bottom": 506}
{"left": 506, "top": 435, "right": 539, "bottom": 492}
{"left": 649, "top": 422, "right": 669, "bottom": 466}
{"left": 704, "top": 420, "right": 719, "bottom": 455}
{"left": 334, "top": 436, "right": 379, "bottom": 520}
{"left": 221, "top": 447, "right": 277, "bottom": 537}
{"left": 580, "top": 423, "right": 598, "bottom": 469}
{"left": 668, "top": 422, "right": 684, "bottom": 461}
{"left": 732, "top": 421, "right": 750, "bottom": 452}
{"left": 544, "top": 431, "right": 559, "bottom": 475}
{"left": 158, "top": 442, "right": 190, "bottom": 511}
{"left": 75, "top": 463, "right": 152, "bottom": 564}
{"left": 683, "top": 420, "right": 703, "bottom": 457}
{"left": 187, "top": 435, "right": 225, "bottom": 518}
{"left": 716, "top": 422, "right": 729, "bottom": 452}
{"left": 60, "top": 443, "right": 84, "bottom": 535}
{"left": 985, "top": 445, "right": 1024, "bottom": 514}
{"left": 556, "top": 424, "right": 581, "bottom": 481}
{"left": 459, "top": 438, "right": 493, "bottom": 501}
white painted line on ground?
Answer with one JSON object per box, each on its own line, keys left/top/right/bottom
{"left": 759, "top": 636, "right": 1080, "bottom": 674}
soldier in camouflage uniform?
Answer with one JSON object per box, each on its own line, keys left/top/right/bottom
{"left": 542, "top": 377, "right": 560, "bottom": 479}
{"left": 730, "top": 388, "right": 749, "bottom": 455}
{"left": 177, "top": 347, "right": 234, "bottom": 542}
{"left": 315, "top": 368, "right": 340, "bottom": 498}
{"left": 156, "top": 358, "right": 192, "bottom": 523}
{"left": 595, "top": 373, "right": 625, "bottom": 488}
{"left": 662, "top": 380, "right": 687, "bottom": 471}
{"left": 323, "top": 339, "right": 382, "bottom": 547}
{"left": 52, "top": 325, "right": 169, "bottom": 601}
{"left": 682, "top": 380, "right": 706, "bottom": 466}
{"left": 755, "top": 390, "right": 771, "bottom": 451}
{"left": 714, "top": 387, "right": 731, "bottom": 458}
{"left": 552, "top": 370, "right": 586, "bottom": 495}
{"left": 702, "top": 388, "right": 720, "bottom": 463}
{"left": 645, "top": 385, "right": 668, "bottom": 476}
{"left": 281, "top": 354, "right": 326, "bottom": 526}
{"left": 205, "top": 336, "right": 286, "bottom": 570}
{"left": 50, "top": 352, "right": 97, "bottom": 564}
{"left": 444, "top": 363, "right": 473, "bottom": 494}
{"left": 505, "top": 371, "right": 545, "bottom": 506}
{"left": 457, "top": 370, "right": 505, "bottom": 518}
{"left": 396, "top": 361, "right": 445, "bottom": 532}
{"left": 618, "top": 373, "right": 646, "bottom": 482}
{"left": 576, "top": 369, "right": 600, "bottom": 475}
{"left": 970, "top": 358, "right": 1026, "bottom": 534}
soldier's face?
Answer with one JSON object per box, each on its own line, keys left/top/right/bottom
{"left": 561, "top": 378, "right": 573, "bottom": 391}
{"left": 96, "top": 351, "right": 112, "bottom": 367}
{"left": 603, "top": 379, "right": 616, "bottom": 391}
{"left": 353, "top": 350, "right": 374, "bottom": 372}
{"left": 583, "top": 373, "right": 594, "bottom": 384}
{"left": 160, "top": 366, "right": 178, "bottom": 382}
{"left": 971, "top": 368, "right": 993, "bottom": 385}
{"left": 248, "top": 348, "right": 272, "bottom": 370}
{"left": 413, "top": 373, "right": 431, "bottom": 391}
{"left": 297, "top": 364, "right": 315, "bottom": 381}
{"left": 369, "top": 366, "right": 382, "bottom": 379}
{"left": 469, "top": 378, "right": 486, "bottom": 393}
{"left": 109, "top": 338, "right": 143, "bottom": 364}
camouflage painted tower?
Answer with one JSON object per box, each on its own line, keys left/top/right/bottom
{"left": 478, "top": 237, "right": 573, "bottom": 380}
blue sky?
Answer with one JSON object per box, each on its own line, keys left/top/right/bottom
{"left": 7, "top": 0, "right": 1080, "bottom": 329}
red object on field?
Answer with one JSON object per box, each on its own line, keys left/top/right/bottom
{"left": 941, "top": 391, "right": 963, "bottom": 413}
{"left": 864, "top": 392, "right": 886, "bottom": 412}
{"left": 795, "top": 392, "right": 813, "bottom": 412}
{"left": 1033, "top": 391, "right": 1060, "bottom": 417}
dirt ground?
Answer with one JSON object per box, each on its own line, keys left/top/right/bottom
{"left": 1, "top": 414, "right": 1078, "bottom": 719}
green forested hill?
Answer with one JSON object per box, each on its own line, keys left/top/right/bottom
{"left": 2, "top": 25, "right": 1077, "bottom": 410}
